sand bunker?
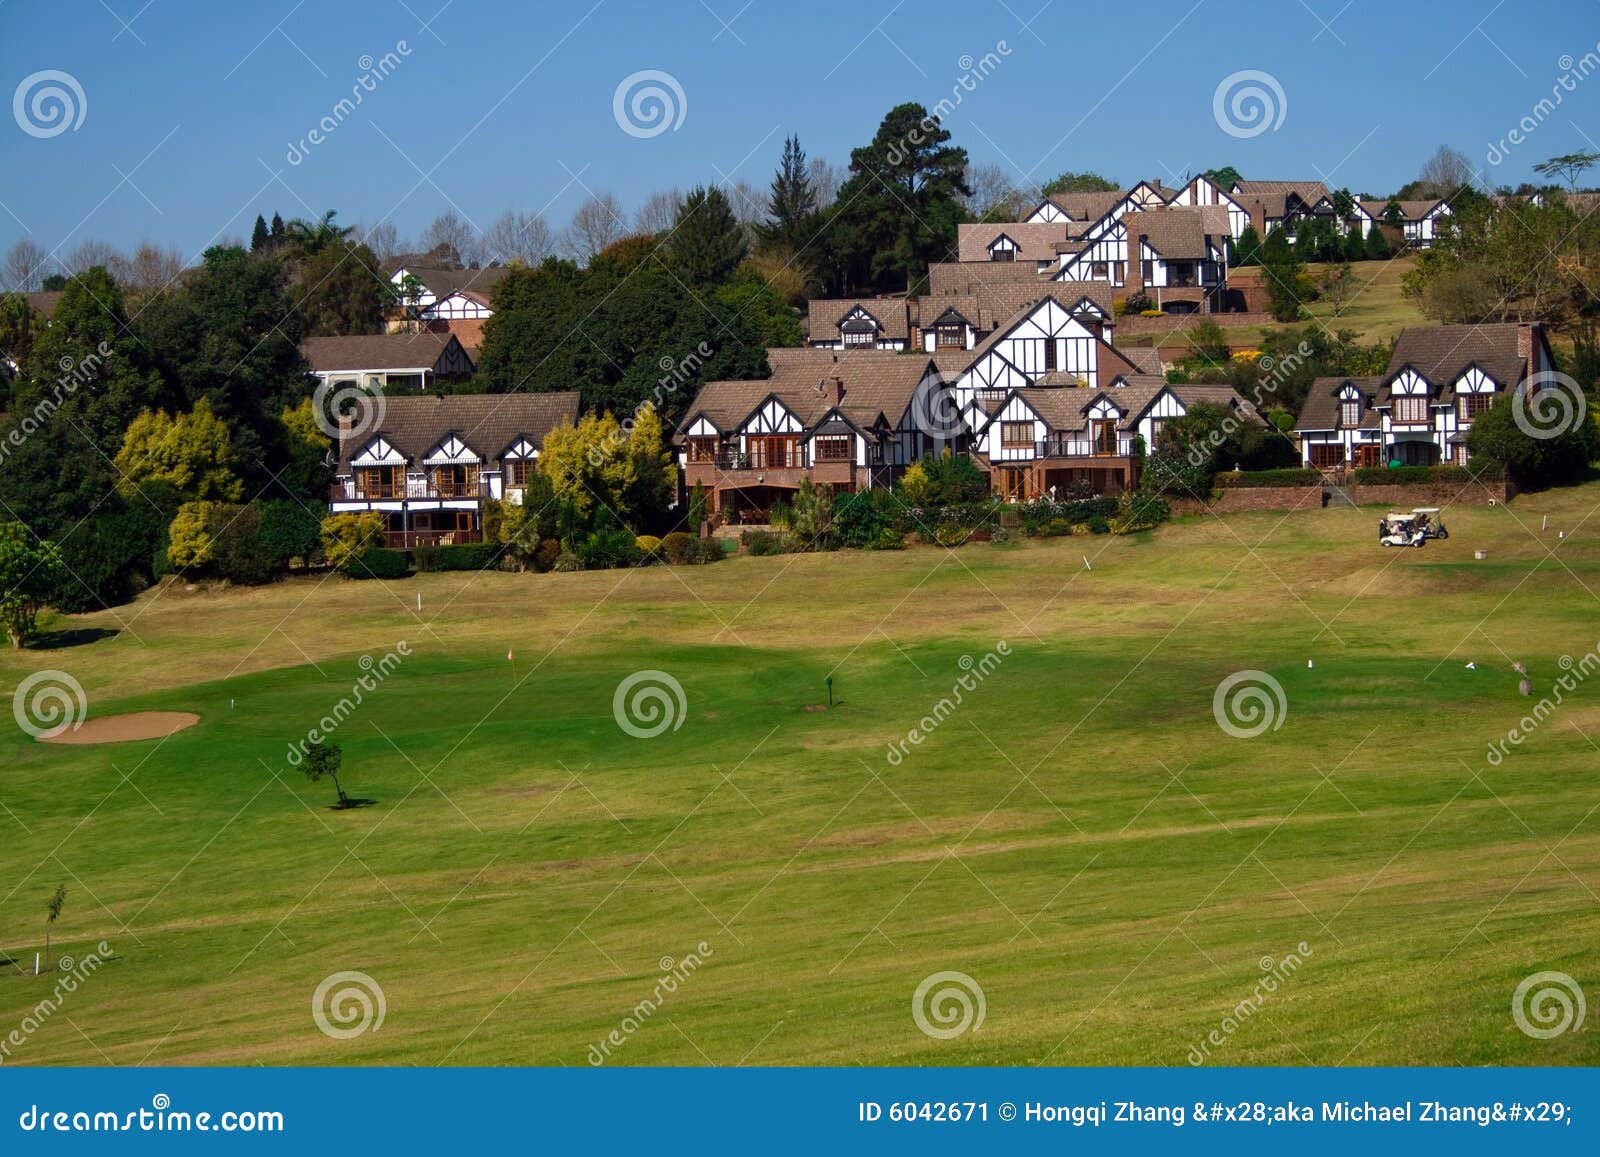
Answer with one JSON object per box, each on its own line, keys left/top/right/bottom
{"left": 39, "top": 711, "right": 199, "bottom": 744}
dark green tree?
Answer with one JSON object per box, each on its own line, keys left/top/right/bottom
{"left": 1230, "top": 224, "right": 1262, "bottom": 266}
{"left": 1040, "top": 170, "right": 1118, "bottom": 195}
{"left": 301, "top": 741, "right": 350, "bottom": 807}
{"left": 760, "top": 135, "right": 817, "bottom": 250}
{"left": 291, "top": 241, "right": 387, "bottom": 336}
{"left": 250, "top": 215, "right": 270, "bottom": 252}
{"left": 1204, "top": 166, "right": 1242, "bottom": 190}
{"left": 269, "top": 212, "right": 286, "bottom": 246}
{"left": 670, "top": 186, "right": 747, "bottom": 285}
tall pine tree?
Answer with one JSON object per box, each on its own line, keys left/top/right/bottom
{"left": 250, "top": 215, "right": 270, "bottom": 252}
{"left": 760, "top": 135, "right": 817, "bottom": 249}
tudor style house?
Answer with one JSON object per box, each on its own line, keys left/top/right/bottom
{"left": 804, "top": 298, "right": 912, "bottom": 350}
{"left": 329, "top": 392, "right": 580, "bottom": 549}
{"left": 971, "top": 379, "right": 1262, "bottom": 498}
{"left": 303, "top": 332, "right": 477, "bottom": 393}
{"left": 385, "top": 264, "right": 510, "bottom": 350}
{"left": 1296, "top": 323, "right": 1552, "bottom": 470}
{"left": 676, "top": 348, "right": 950, "bottom": 523}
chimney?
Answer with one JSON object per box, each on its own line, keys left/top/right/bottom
{"left": 1515, "top": 322, "right": 1534, "bottom": 369}
{"left": 820, "top": 377, "right": 844, "bottom": 405}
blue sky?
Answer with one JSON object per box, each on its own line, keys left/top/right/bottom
{"left": 2, "top": 0, "right": 1596, "bottom": 265}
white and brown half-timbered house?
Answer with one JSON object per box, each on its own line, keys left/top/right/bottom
{"left": 302, "top": 332, "right": 477, "bottom": 393}
{"left": 676, "top": 349, "right": 951, "bottom": 523}
{"left": 805, "top": 298, "right": 912, "bottom": 350}
{"left": 329, "top": 392, "right": 581, "bottom": 549}
{"left": 1296, "top": 323, "right": 1553, "bottom": 469}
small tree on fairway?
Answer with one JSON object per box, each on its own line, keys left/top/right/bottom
{"left": 44, "top": 884, "right": 66, "bottom": 971}
{"left": 302, "top": 741, "right": 349, "bottom": 807}
{"left": 0, "top": 523, "right": 68, "bottom": 648}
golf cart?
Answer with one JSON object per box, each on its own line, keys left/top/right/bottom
{"left": 1379, "top": 512, "right": 1426, "bottom": 548}
{"left": 1411, "top": 507, "right": 1448, "bottom": 540}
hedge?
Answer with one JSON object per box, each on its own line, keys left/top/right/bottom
{"left": 1214, "top": 468, "right": 1323, "bottom": 489}
{"left": 413, "top": 542, "right": 502, "bottom": 572}
{"left": 1351, "top": 464, "right": 1504, "bottom": 485}
{"left": 348, "top": 548, "right": 411, "bottom": 579}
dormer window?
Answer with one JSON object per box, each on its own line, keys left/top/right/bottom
{"left": 935, "top": 325, "right": 963, "bottom": 348}
{"left": 843, "top": 329, "right": 875, "bottom": 347}
{"left": 1340, "top": 399, "right": 1361, "bottom": 427}
{"left": 840, "top": 314, "right": 878, "bottom": 347}
{"left": 991, "top": 247, "right": 1015, "bottom": 262}
{"left": 1460, "top": 393, "right": 1494, "bottom": 420}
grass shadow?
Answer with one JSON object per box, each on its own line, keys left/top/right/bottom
{"left": 29, "top": 627, "right": 120, "bottom": 650}
{"left": 330, "top": 797, "right": 378, "bottom": 811}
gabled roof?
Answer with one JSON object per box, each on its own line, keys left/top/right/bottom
{"left": 1390, "top": 198, "right": 1449, "bottom": 222}
{"left": 302, "top": 332, "right": 473, "bottom": 374}
{"left": 1296, "top": 376, "right": 1383, "bottom": 432}
{"left": 1126, "top": 206, "right": 1231, "bottom": 259}
{"left": 1035, "top": 190, "right": 1125, "bottom": 222}
{"left": 805, "top": 298, "right": 911, "bottom": 342}
{"left": 336, "top": 391, "right": 581, "bottom": 472}
{"left": 1232, "top": 180, "right": 1331, "bottom": 203}
{"left": 1386, "top": 323, "right": 1529, "bottom": 392}
{"left": 679, "top": 348, "right": 936, "bottom": 438}
{"left": 957, "top": 222, "right": 1070, "bottom": 263}
{"left": 391, "top": 265, "right": 510, "bottom": 299}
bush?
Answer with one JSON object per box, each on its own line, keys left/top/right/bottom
{"left": 1125, "top": 291, "right": 1153, "bottom": 314}
{"left": 1087, "top": 515, "right": 1111, "bottom": 534}
{"left": 990, "top": 527, "right": 1010, "bottom": 544}
{"left": 321, "top": 512, "right": 386, "bottom": 573}
{"left": 551, "top": 550, "right": 583, "bottom": 572}
{"left": 257, "top": 499, "right": 321, "bottom": 569}
{"left": 534, "top": 538, "right": 562, "bottom": 573}
{"left": 348, "top": 548, "right": 410, "bottom": 580}
{"left": 212, "top": 505, "right": 276, "bottom": 585}
{"left": 1213, "top": 468, "right": 1323, "bottom": 488}
{"left": 933, "top": 523, "right": 969, "bottom": 547}
{"left": 1139, "top": 309, "right": 1165, "bottom": 318}
{"left": 692, "top": 537, "right": 728, "bottom": 563}
{"left": 636, "top": 535, "right": 663, "bottom": 558}
{"left": 741, "top": 529, "right": 789, "bottom": 556}
{"left": 415, "top": 543, "right": 502, "bottom": 572}
{"left": 660, "top": 532, "right": 695, "bottom": 565}
{"left": 868, "top": 526, "right": 905, "bottom": 550}
{"left": 1351, "top": 464, "right": 1502, "bottom": 485}
{"left": 578, "top": 528, "right": 642, "bottom": 569}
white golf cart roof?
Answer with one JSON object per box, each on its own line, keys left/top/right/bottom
{"left": 1386, "top": 513, "right": 1412, "bottom": 520}
{"left": 1411, "top": 507, "right": 1441, "bottom": 514}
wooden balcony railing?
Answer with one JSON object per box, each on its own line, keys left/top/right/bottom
{"left": 341, "top": 478, "right": 492, "bottom": 500}
{"left": 1037, "top": 436, "right": 1133, "bottom": 459}
{"left": 382, "top": 529, "right": 485, "bottom": 549}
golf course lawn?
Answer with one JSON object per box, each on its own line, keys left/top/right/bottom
{"left": 2, "top": 485, "right": 1598, "bottom": 1067}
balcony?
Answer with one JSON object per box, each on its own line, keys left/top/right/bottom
{"left": 1036, "top": 435, "right": 1134, "bottom": 459}
{"left": 339, "top": 477, "right": 492, "bottom": 501}
{"left": 382, "top": 529, "right": 485, "bottom": 550}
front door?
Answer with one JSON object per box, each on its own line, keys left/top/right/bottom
{"left": 1092, "top": 420, "right": 1119, "bottom": 456}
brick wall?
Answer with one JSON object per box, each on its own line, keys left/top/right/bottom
{"left": 1348, "top": 478, "right": 1512, "bottom": 506}
{"left": 1116, "top": 311, "right": 1274, "bottom": 336}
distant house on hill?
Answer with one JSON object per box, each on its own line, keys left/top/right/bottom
{"left": 328, "top": 391, "right": 580, "bottom": 549}
{"left": 1295, "top": 323, "right": 1553, "bottom": 469}
{"left": 302, "top": 332, "right": 476, "bottom": 392}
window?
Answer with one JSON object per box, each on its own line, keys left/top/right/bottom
{"left": 936, "top": 326, "right": 964, "bottom": 348}
{"left": 1092, "top": 419, "right": 1119, "bottom": 455}
{"left": 687, "top": 438, "right": 718, "bottom": 464}
{"left": 1456, "top": 444, "right": 1470, "bottom": 466}
{"left": 1460, "top": 393, "right": 1494, "bottom": 420}
{"left": 431, "top": 463, "right": 480, "bottom": 498}
{"left": 1091, "top": 261, "right": 1109, "bottom": 279}
{"left": 976, "top": 388, "right": 1008, "bottom": 407}
{"left": 1141, "top": 260, "right": 1153, "bottom": 281}
{"left": 1393, "top": 395, "right": 1429, "bottom": 423}
{"left": 1113, "top": 261, "right": 1125, "bottom": 282}
{"left": 1340, "top": 400, "right": 1361, "bottom": 427}
{"left": 1043, "top": 339, "right": 1057, "bottom": 372}
{"left": 505, "top": 459, "right": 531, "bottom": 487}
{"left": 991, "top": 247, "right": 1015, "bottom": 262}
{"left": 814, "top": 435, "right": 851, "bottom": 462}
{"left": 1001, "top": 421, "right": 1033, "bottom": 449}
{"left": 843, "top": 329, "right": 874, "bottom": 347}
{"left": 1148, "top": 418, "right": 1166, "bottom": 446}
{"left": 1309, "top": 443, "right": 1345, "bottom": 469}
{"left": 359, "top": 465, "right": 403, "bottom": 499}
{"left": 748, "top": 436, "right": 800, "bottom": 469}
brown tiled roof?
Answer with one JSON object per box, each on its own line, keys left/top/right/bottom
{"left": 302, "top": 332, "right": 472, "bottom": 373}
{"left": 1232, "top": 180, "right": 1330, "bottom": 203}
{"left": 805, "top": 298, "right": 911, "bottom": 342}
{"left": 398, "top": 265, "right": 510, "bottom": 299}
{"left": 335, "top": 391, "right": 581, "bottom": 472}
{"left": 920, "top": 265, "right": 1113, "bottom": 334}
{"left": 957, "top": 222, "right": 1069, "bottom": 262}
{"left": 1039, "top": 190, "right": 1124, "bottom": 222}
{"left": 25, "top": 291, "right": 63, "bottom": 317}
{"left": 1118, "top": 348, "right": 1164, "bottom": 376}
{"left": 681, "top": 348, "right": 933, "bottom": 434}
{"left": 927, "top": 260, "right": 1047, "bottom": 295}
{"left": 1126, "top": 206, "right": 1230, "bottom": 259}
{"left": 1390, "top": 199, "right": 1447, "bottom": 222}
{"left": 1386, "top": 323, "right": 1529, "bottom": 393}
{"left": 1297, "top": 376, "right": 1383, "bottom": 431}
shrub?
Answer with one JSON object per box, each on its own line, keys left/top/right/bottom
{"left": 1139, "top": 309, "right": 1165, "bottom": 318}
{"left": 1351, "top": 464, "right": 1501, "bottom": 485}
{"left": 534, "top": 538, "right": 562, "bottom": 572}
{"left": 660, "top": 531, "right": 695, "bottom": 565}
{"left": 415, "top": 543, "right": 501, "bottom": 572}
{"left": 51, "top": 501, "right": 166, "bottom": 612}
{"left": 1046, "top": 517, "right": 1073, "bottom": 537}
{"left": 551, "top": 550, "right": 583, "bottom": 572}
{"left": 348, "top": 548, "right": 410, "bottom": 580}
{"left": 257, "top": 499, "right": 320, "bottom": 569}
{"left": 692, "top": 537, "right": 728, "bottom": 563}
{"left": 1112, "top": 296, "right": 1129, "bottom": 317}
{"left": 1213, "top": 468, "right": 1323, "bottom": 489}
{"left": 636, "top": 535, "right": 663, "bottom": 557}
{"left": 1125, "top": 291, "right": 1153, "bottom": 314}
{"left": 166, "top": 502, "right": 217, "bottom": 572}
{"left": 741, "top": 529, "right": 788, "bottom": 556}
{"left": 933, "top": 523, "right": 969, "bottom": 547}
{"left": 578, "top": 528, "right": 642, "bottom": 569}
{"left": 211, "top": 505, "right": 276, "bottom": 585}
{"left": 1087, "top": 515, "right": 1111, "bottom": 534}
{"left": 990, "top": 527, "right": 1010, "bottom": 544}
{"left": 868, "top": 526, "right": 905, "bottom": 550}
{"left": 321, "top": 512, "right": 386, "bottom": 574}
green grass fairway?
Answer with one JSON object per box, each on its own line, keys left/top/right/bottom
{"left": 3, "top": 487, "right": 1599, "bottom": 1067}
